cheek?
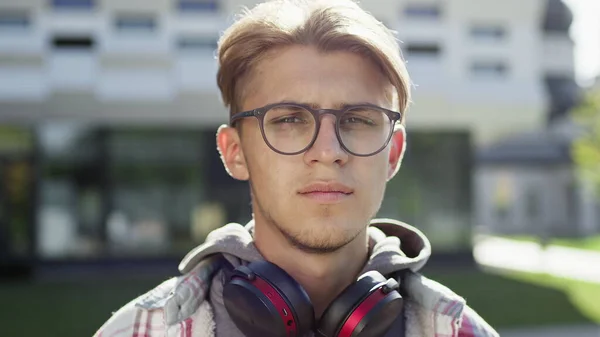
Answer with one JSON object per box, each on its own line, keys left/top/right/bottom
{"left": 358, "top": 157, "right": 389, "bottom": 194}
{"left": 243, "top": 127, "right": 301, "bottom": 186}
{"left": 242, "top": 123, "right": 274, "bottom": 173}
{"left": 246, "top": 148, "right": 297, "bottom": 193}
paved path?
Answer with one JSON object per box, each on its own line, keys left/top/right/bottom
{"left": 473, "top": 235, "right": 600, "bottom": 284}
{"left": 499, "top": 325, "right": 600, "bottom": 337}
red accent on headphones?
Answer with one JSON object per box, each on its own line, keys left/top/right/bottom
{"left": 338, "top": 288, "right": 386, "bottom": 337}
{"left": 222, "top": 259, "right": 404, "bottom": 337}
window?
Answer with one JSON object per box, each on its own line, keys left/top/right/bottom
{"left": 114, "top": 14, "right": 156, "bottom": 33}
{"left": 52, "top": 36, "right": 95, "bottom": 50}
{"left": 404, "top": 3, "right": 441, "bottom": 19}
{"left": 177, "top": 36, "right": 218, "bottom": 51}
{"left": 51, "top": 0, "right": 95, "bottom": 10}
{"left": 524, "top": 187, "right": 541, "bottom": 221}
{"left": 37, "top": 123, "right": 103, "bottom": 258}
{"left": 37, "top": 125, "right": 215, "bottom": 259}
{"left": 471, "top": 61, "right": 508, "bottom": 78}
{"left": 0, "top": 126, "right": 35, "bottom": 260}
{"left": 379, "top": 131, "right": 473, "bottom": 250}
{"left": 0, "top": 11, "right": 30, "bottom": 30}
{"left": 492, "top": 173, "right": 514, "bottom": 228}
{"left": 470, "top": 25, "right": 506, "bottom": 42}
{"left": 565, "top": 180, "right": 577, "bottom": 228}
{"left": 406, "top": 43, "right": 441, "bottom": 58}
{"left": 178, "top": 0, "right": 219, "bottom": 12}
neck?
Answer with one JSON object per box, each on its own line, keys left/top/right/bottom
{"left": 253, "top": 219, "right": 370, "bottom": 318}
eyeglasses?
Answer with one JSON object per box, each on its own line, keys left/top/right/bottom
{"left": 230, "top": 102, "right": 402, "bottom": 157}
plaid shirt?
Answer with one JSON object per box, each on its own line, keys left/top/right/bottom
{"left": 94, "top": 254, "right": 498, "bottom": 337}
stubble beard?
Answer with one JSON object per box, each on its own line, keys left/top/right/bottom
{"left": 250, "top": 181, "right": 363, "bottom": 254}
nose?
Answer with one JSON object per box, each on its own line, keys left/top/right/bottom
{"left": 303, "top": 114, "right": 349, "bottom": 166}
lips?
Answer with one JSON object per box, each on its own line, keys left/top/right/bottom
{"left": 297, "top": 181, "right": 354, "bottom": 195}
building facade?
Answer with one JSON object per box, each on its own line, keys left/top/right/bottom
{"left": 472, "top": 0, "right": 599, "bottom": 239}
{"left": 0, "top": 0, "right": 568, "bottom": 271}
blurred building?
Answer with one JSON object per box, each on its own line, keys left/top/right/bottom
{"left": 0, "top": 0, "right": 577, "bottom": 272}
{"left": 473, "top": 0, "right": 600, "bottom": 238}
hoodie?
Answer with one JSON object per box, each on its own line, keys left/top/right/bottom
{"left": 94, "top": 219, "right": 499, "bottom": 337}
{"left": 177, "top": 219, "right": 431, "bottom": 337}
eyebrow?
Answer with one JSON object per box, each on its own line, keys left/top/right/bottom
{"left": 275, "top": 100, "right": 379, "bottom": 110}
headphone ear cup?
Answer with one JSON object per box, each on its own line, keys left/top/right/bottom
{"left": 223, "top": 261, "right": 315, "bottom": 337}
{"left": 317, "top": 271, "right": 403, "bottom": 337}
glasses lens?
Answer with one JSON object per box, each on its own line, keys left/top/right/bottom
{"left": 263, "top": 105, "right": 316, "bottom": 154}
{"left": 338, "top": 107, "right": 393, "bottom": 155}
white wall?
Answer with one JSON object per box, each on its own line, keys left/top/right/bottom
{"left": 393, "top": 0, "right": 547, "bottom": 145}
{"left": 0, "top": 0, "right": 566, "bottom": 147}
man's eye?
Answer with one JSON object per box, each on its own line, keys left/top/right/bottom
{"left": 342, "top": 116, "right": 374, "bottom": 125}
{"left": 274, "top": 116, "right": 304, "bottom": 123}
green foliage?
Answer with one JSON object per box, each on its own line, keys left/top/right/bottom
{"left": 572, "top": 88, "right": 600, "bottom": 197}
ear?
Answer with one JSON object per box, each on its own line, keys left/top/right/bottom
{"left": 387, "top": 125, "right": 406, "bottom": 181}
{"left": 216, "top": 124, "right": 250, "bottom": 181}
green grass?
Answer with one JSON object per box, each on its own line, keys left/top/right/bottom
{"left": 552, "top": 236, "right": 600, "bottom": 252}
{"left": 423, "top": 269, "right": 593, "bottom": 328}
{"left": 0, "top": 268, "right": 595, "bottom": 337}
{"left": 0, "top": 277, "right": 167, "bottom": 337}
{"left": 502, "top": 271, "right": 600, "bottom": 324}
{"left": 471, "top": 235, "right": 600, "bottom": 325}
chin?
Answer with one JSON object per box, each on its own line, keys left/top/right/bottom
{"left": 278, "top": 218, "right": 363, "bottom": 254}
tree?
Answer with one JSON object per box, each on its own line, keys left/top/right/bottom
{"left": 572, "top": 87, "right": 600, "bottom": 197}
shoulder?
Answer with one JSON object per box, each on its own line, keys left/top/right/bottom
{"left": 93, "top": 254, "right": 224, "bottom": 337}
{"left": 93, "top": 278, "right": 177, "bottom": 337}
{"left": 402, "top": 272, "right": 499, "bottom": 337}
{"left": 457, "top": 304, "right": 499, "bottom": 337}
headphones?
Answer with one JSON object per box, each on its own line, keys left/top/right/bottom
{"left": 222, "top": 259, "right": 404, "bottom": 337}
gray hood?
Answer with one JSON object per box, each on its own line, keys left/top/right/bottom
{"left": 179, "top": 218, "right": 431, "bottom": 276}
{"left": 178, "top": 218, "right": 432, "bottom": 337}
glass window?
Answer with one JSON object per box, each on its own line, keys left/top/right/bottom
{"left": 114, "top": 15, "right": 157, "bottom": 34}
{"left": 470, "top": 25, "right": 506, "bottom": 42}
{"left": 52, "top": 36, "right": 95, "bottom": 50}
{"left": 492, "top": 173, "right": 514, "bottom": 228}
{"left": 470, "top": 61, "right": 508, "bottom": 79}
{"left": 51, "top": 0, "right": 95, "bottom": 10}
{"left": 177, "top": 36, "right": 218, "bottom": 52}
{"left": 404, "top": 3, "right": 441, "bottom": 19}
{"left": 0, "top": 11, "right": 30, "bottom": 31}
{"left": 379, "top": 132, "right": 472, "bottom": 251}
{"left": 0, "top": 125, "right": 35, "bottom": 261}
{"left": 178, "top": 0, "right": 219, "bottom": 12}
{"left": 525, "top": 187, "right": 541, "bottom": 222}
{"left": 405, "top": 43, "right": 441, "bottom": 58}
{"left": 37, "top": 123, "right": 104, "bottom": 258}
{"left": 35, "top": 125, "right": 238, "bottom": 259}
{"left": 106, "top": 128, "right": 206, "bottom": 256}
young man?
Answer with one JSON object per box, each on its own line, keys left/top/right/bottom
{"left": 94, "top": 0, "right": 498, "bottom": 336}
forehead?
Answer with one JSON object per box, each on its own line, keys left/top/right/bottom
{"left": 241, "top": 45, "right": 395, "bottom": 111}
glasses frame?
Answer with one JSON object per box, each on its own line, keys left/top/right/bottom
{"left": 230, "top": 102, "right": 402, "bottom": 157}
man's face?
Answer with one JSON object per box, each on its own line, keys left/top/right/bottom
{"left": 220, "top": 45, "right": 404, "bottom": 253}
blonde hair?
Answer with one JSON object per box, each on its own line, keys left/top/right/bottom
{"left": 216, "top": 0, "right": 411, "bottom": 121}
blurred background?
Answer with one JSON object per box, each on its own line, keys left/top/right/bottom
{"left": 0, "top": 0, "right": 599, "bottom": 336}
